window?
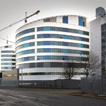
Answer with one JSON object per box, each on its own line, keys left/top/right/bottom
{"left": 37, "top": 55, "right": 88, "bottom": 61}
{"left": 16, "top": 49, "right": 35, "bottom": 56}
{"left": 1, "top": 51, "right": 14, "bottom": 53}
{"left": 16, "top": 42, "right": 35, "bottom": 50}
{"left": 63, "top": 42, "right": 68, "bottom": 46}
{"left": 17, "top": 56, "right": 35, "bottom": 62}
{"left": 37, "top": 34, "right": 89, "bottom": 42}
{"left": 62, "top": 35, "right": 68, "bottom": 39}
{"left": 43, "top": 41, "right": 50, "bottom": 45}
{"left": 16, "top": 28, "right": 35, "bottom": 38}
{"left": 37, "top": 26, "right": 89, "bottom": 36}
{"left": 5, "top": 46, "right": 8, "bottom": 48}
{"left": 63, "top": 16, "right": 68, "bottom": 23}
{"left": 79, "top": 17, "right": 84, "bottom": 26}
{"left": 37, "top": 41, "right": 89, "bottom": 48}
{"left": 43, "top": 48, "right": 50, "bottom": 52}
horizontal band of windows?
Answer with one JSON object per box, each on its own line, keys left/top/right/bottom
{"left": 1, "top": 59, "right": 15, "bottom": 61}
{"left": 37, "top": 41, "right": 89, "bottom": 48}
{"left": 16, "top": 35, "right": 35, "bottom": 44}
{"left": 37, "top": 48, "right": 89, "bottom": 55}
{"left": 16, "top": 42, "right": 35, "bottom": 51}
{"left": 1, "top": 67, "right": 16, "bottom": 69}
{"left": 16, "top": 49, "right": 35, "bottom": 57}
{"left": 37, "top": 34, "right": 89, "bottom": 42}
{"left": 17, "top": 56, "right": 35, "bottom": 62}
{"left": 1, "top": 55, "right": 16, "bottom": 57}
{"left": 37, "top": 56, "right": 88, "bottom": 61}
{"left": 16, "top": 28, "right": 35, "bottom": 38}
{"left": 18, "top": 62, "right": 87, "bottom": 68}
{"left": 1, "top": 51, "right": 15, "bottom": 53}
{"left": 1, "top": 63, "right": 16, "bottom": 65}
{"left": 37, "top": 27, "right": 89, "bottom": 35}
{"left": 19, "top": 72, "right": 86, "bottom": 76}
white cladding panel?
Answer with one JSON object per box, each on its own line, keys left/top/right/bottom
{"left": 68, "top": 16, "right": 78, "bottom": 25}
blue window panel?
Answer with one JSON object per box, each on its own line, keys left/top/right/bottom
{"left": 79, "top": 37, "right": 83, "bottom": 41}
{"left": 24, "top": 57, "right": 29, "bottom": 61}
{"left": 24, "top": 43, "right": 29, "bottom": 47}
{"left": 5, "top": 67, "right": 8, "bottom": 69}
{"left": 63, "top": 16, "right": 68, "bottom": 23}
{"left": 63, "top": 49, "right": 68, "bottom": 53}
{"left": 79, "top": 51, "right": 83, "bottom": 54}
{"left": 44, "top": 56, "right": 51, "bottom": 60}
{"left": 43, "top": 48, "right": 50, "bottom": 52}
{"left": 24, "top": 29, "right": 29, "bottom": 34}
{"left": 43, "top": 41, "right": 50, "bottom": 45}
{"left": 63, "top": 28, "right": 68, "bottom": 32}
{"left": 63, "top": 42, "right": 68, "bottom": 46}
{"left": 63, "top": 56, "right": 68, "bottom": 60}
{"left": 79, "top": 30, "right": 83, "bottom": 34}
{"left": 79, "top": 44, "right": 83, "bottom": 47}
{"left": 29, "top": 28, "right": 35, "bottom": 32}
{"left": 79, "top": 17, "right": 84, "bottom": 26}
{"left": 24, "top": 36, "right": 29, "bottom": 41}
{"left": 43, "top": 27, "right": 50, "bottom": 31}
{"left": 24, "top": 50, "right": 29, "bottom": 54}
{"left": 62, "top": 35, "right": 68, "bottom": 39}
{"left": 5, "top": 46, "right": 8, "bottom": 48}
{"left": 43, "top": 34, "right": 50, "bottom": 38}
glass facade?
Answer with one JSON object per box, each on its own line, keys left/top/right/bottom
{"left": 1, "top": 55, "right": 15, "bottom": 57}
{"left": 1, "top": 59, "right": 15, "bottom": 61}
{"left": 37, "top": 41, "right": 89, "bottom": 48}
{"left": 1, "top": 51, "right": 15, "bottom": 53}
{"left": 37, "top": 34, "right": 89, "bottom": 42}
{"left": 17, "top": 56, "right": 35, "bottom": 62}
{"left": 37, "top": 48, "right": 89, "bottom": 55}
{"left": 63, "top": 16, "right": 68, "bottom": 23}
{"left": 16, "top": 49, "right": 35, "bottom": 57}
{"left": 37, "top": 56, "right": 88, "bottom": 61}
{"left": 37, "top": 27, "right": 89, "bottom": 35}
{"left": 16, "top": 35, "right": 35, "bottom": 44}
{"left": 101, "top": 24, "right": 106, "bottom": 77}
{"left": 1, "top": 63, "right": 15, "bottom": 65}
{"left": 16, "top": 42, "right": 35, "bottom": 50}
{"left": 16, "top": 28, "right": 35, "bottom": 38}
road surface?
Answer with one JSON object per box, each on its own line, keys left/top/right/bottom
{"left": 0, "top": 88, "right": 105, "bottom": 106}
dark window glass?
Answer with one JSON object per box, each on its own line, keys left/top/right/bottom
{"left": 79, "top": 17, "right": 84, "bottom": 26}
{"left": 43, "top": 48, "right": 50, "bottom": 52}
{"left": 63, "top": 16, "right": 68, "bottom": 23}
{"left": 63, "top": 42, "right": 68, "bottom": 46}
{"left": 43, "top": 41, "right": 50, "bottom": 45}
{"left": 5, "top": 46, "right": 8, "bottom": 48}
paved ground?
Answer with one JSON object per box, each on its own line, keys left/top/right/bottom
{"left": 0, "top": 88, "right": 106, "bottom": 106}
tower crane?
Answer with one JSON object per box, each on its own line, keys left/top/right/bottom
{"left": 0, "top": 10, "right": 40, "bottom": 44}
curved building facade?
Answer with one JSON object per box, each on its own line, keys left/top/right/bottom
{"left": 16, "top": 15, "right": 89, "bottom": 82}
{"left": 0, "top": 45, "right": 16, "bottom": 71}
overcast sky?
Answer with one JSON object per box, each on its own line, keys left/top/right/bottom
{"left": 0, "top": 0, "right": 106, "bottom": 46}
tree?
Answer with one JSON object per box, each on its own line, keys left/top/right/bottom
{"left": 63, "top": 62, "right": 75, "bottom": 79}
{"left": 82, "top": 51, "right": 101, "bottom": 77}
{"left": 63, "top": 51, "right": 101, "bottom": 79}
{"left": 63, "top": 61, "right": 81, "bottom": 80}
